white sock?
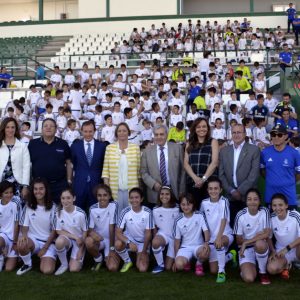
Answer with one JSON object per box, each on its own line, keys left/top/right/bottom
{"left": 116, "top": 249, "right": 131, "bottom": 263}
{"left": 217, "top": 247, "right": 226, "bottom": 273}
{"left": 225, "top": 252, "right": 233, "bottom": 263}
{"left": 20, "top": 253, "right": 32, "bottom": 267}
{"left": 255, "top": 249, "right": 269, "bottom": 274}
{"left": 56, "top": 248, "right": 68, "bottom": 267}
{"left": 152, "top": 246, "right": 164, "bottom": 267}
{"left": 94, "top": 253, "right": 103, "bottom": 263}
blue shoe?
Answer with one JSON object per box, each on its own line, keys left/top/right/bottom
{"left": 152, "top": 265, "right": 165, "bottom": 274}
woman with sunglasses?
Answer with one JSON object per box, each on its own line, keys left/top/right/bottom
{"left": 260, "top": 124, "right": 300, "bottom": 210}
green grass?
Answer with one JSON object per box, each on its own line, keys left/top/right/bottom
{"left": 1, "top": 260, "right": 300, "bottom": 300}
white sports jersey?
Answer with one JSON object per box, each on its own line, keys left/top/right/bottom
{"left": 20, "top": 204, "right": 56, "bottom": 242}
{"left": 170, "top": 114, "right": 183, "bottom": 127}
{"left": 69, "top": 90, "right": 83, "bottom": 110}
{"left": 158, "top": 100, "right": 168, "bottom": 113}
{"left": 244, "top": 99, "right": 258, "bottom": 113}
{"left": 141, "top": 128, "right": 153, "bottom": 141}
{"left": 210, "top": 111, "right": 225, "bottom": 124}
{"left": 150, "top": 111, "right": 163, "bottom": 124}
{"left": 94, "top": 114, "right": 104, "bottom": 127}
{"left": 153, "top": 206, "right": 180, "bottom": 239}
{"left": 56, "top": 115, "right": 67, "bottom": 128}
{"left": 168, "top": 98, "right": 184, "bottom": 109}
{"left": 200, "top": 196, "right": 232, "bottom": 242}
{"left": 64, "top": 129, "right": 80, "bottom": 147}
{"left": 101, "top": 125, "right": 116, "bottom": 143}
{"left": 64, "top": 74, "right": 75, "bottom": 86}
{"left": 211, "top": 128, "right": 226, "bottom": 140}
{"left": 0, "top": 197, "right": 21, "bottom": 240}
{"left": 173, "top": 211, "right": 208, "bottom": 247}
{"left": 28, "top": 91, "right": 41, "bottom": 107}
{"left": 234, "top": 207, "right": 271, "bottom": 240}
{"left": 118, "top": 206, "right": 154, "bottom": 243}
{"left": 112, "top": 112, "right": 124, "bottom": 125}
{"left": 186, "top": 112, "right": 200, "bottom": 122}
{"left": 55, "top": 206, "right": 87, "bottom": 238}
{"left": 88, "top": 201, "right": 118, "bottom": 239}
{"left": 271, "top": 210, "right": 300, "bottom": 250}
{"left": 98, "top": 89, "right": 110, "bottom": 101}
{"left": 142, "top": 99, "right": 153, "bottom": 111}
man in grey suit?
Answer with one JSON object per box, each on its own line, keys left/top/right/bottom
{"left": 219, "top": 124, "right": 260, "bottom": 225}
{"left": 141, "top": 125, "right": 185, "bottom": 207}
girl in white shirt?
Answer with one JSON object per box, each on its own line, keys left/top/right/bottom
{"left": 0, "top": 181, "right": 21, "bottom": 272}
{"left": 152, "top": 187, "right": 180, "bottom": 273}
{"left": 234, "top": 188, "right": 271, "bottom": 284}
{"left": 85, "top": 184, "right": 119, "bottom": 272}
{"left": 17, "top": 178, "right": 56, "bottom": 275}
{"left": 253, "top": 73, "right": 266, "bottom": 94}
{"left": 54, "top": 188, "right": 87, "bottom": 275}
{"left": 200, "top": 178, "right": 235, "bottom": 283}
{"left": 267, "top": 193, "right": 300, "bottom": 280}
{"left": 115, "top": 188, "right": 154, "bottom": 273}
{"left": 174, "top": 194, "right": 210, "bottom": 277}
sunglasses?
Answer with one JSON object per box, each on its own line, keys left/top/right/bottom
{"left": 270, "top": 132, "right": 284, "bottom": 138}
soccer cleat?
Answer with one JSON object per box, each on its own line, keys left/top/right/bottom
{"left": 216, "top": 272, "right": 226, "bottom": 283}
{"left": 0, "top": 256, "right": 4, "bottom": 272}
{"left": 54, "top": 264, "right": 68, "bottom": 276}
{"left": 259, "top": 273, "right": 271, "bottom": 285}
{"left": 195, "top": 264, "right": 205, "bottom": 277}
{"left": 16, "top": 264, "right": 32, "bottom": 276}
{"left": 183, "top": 262, "right": 191, "bottom": 272}
{"left": 152, "top": 265, "right": 165, "bottom": 274}
{"left": 280, "top": 269, "right": 289, "bottom": 280}
{"left": 91, "top": 262, "right": 102, "bottom": 272}
{"left": 230, "top": 249, "right": 238, "bottom": 268}
{"left": 120, "top": 261, "right": 133, "bottom": 273}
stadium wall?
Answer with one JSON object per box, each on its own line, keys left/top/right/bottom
{"left": 0, "top": 13, "right": 287, "bottom": 38}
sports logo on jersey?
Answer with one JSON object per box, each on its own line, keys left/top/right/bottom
{"left": 0, "top": 212, "right": 2, "bottom": 217}
{"left": 141, "top": 218, "right": 145, "bottom": 223}
{"left": 246, "top": 224, "right": 251, "bottom": 228}
{"left": 268, "top": 158, "right": 273, "bottom": 162}
{"left": 60, "top": 220, "right": 65, "bottom": 224}
{"left": 159, "top": 214, "right": 163, "bottom": 218}
{"left": 274, "top": 227, "right": 278, "bottom": 231}
{"left": 31, "top": 213, "right": 36, "bottom": 217}
{"left": 129, "top": 218, "right": 133, "bottom": 223}
{"left": 283, "top": 159, "right": 289, "bottom": 167}
{"left": 96, "top": 215, "right": 101, "bottom": 221}
{"left": 72, "top": 219, "right": 76, "bottom": 224}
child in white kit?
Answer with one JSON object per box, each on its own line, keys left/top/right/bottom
{"left": 141, "top": 91, "right": 153, "bottom": 121}
{"left": 68, "top": 82, "right": 83, "bottom": 119}
{"left": 228, "top": 104, "right": 242, "bottom": 124}
{"left": 150, "top": 103, "right": 163, "bottom": 125}
{"left": 20, "top": 122, "right": 33, "bottom": 145}
{"left": 210, "top": 102, "right": 225, "bottom": 126}
{"left": 101, "top": 115, "right": 116, "bottom": 144}
{"left": 211, "top": 118, "right": 226, "bottom": 140}
{"left": 157, "top": 91, "right": 168, "bottom": 118}
{"left": 141, "top": 120, "right": 153, "bottom": 142}
{"left": 169, "top": 89, "right": 184, "bottom": 113}
{"left": 63, "top": 119, "right": 81, "bottom": 147}
{"left": 111, "top": 102, "right": 124, "bottom": 126}
{"left": 101, "top": 93, "right": 114, "bottom": 118}
{"left": 186, "top": 103, "right": 199, "bottom": 122}
{"left": 252, "top": 118, "right": 270, "bottom": 150}
{"left": 56, "top": 106, "right": 67, "bottom": 138}
{"left": 94, "top": 105, "right": 104, "bottom": 130}
{"left": 242, "top": 117, "right": 254, "bottom": 144}
{"left": 226, "top": 119, "right": 238, "bottom": 145}
{"left": 62, "top": 84, "right": 70, "bottom": 102}
{"left": 169, "top": 105, "right": 183, "bottom": 128}
{"left": 82, "top": 96, "right": 98, "bottom": 120}
{"left": 44, "top": 103, "right": 55, "bottom": 120}
{"left": 243, "top": 91, "right": 257, "bottom": 117}
{"left": 27, "top": 85, "right": 41, "bottom": 113}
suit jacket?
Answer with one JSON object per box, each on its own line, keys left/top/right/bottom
{"left": 71, "top": 139, "right": 106, "bottom": 195}
{"left": 219, "top": 142, "right": 260, "bottom": 198}
{"left": 141, "top": 142, "right": 185, "bottom": 203}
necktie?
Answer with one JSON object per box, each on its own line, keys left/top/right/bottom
{"left": 86, "top": 142, "right": 92, "bottom": 166}
{"left": 159, "top": 146, "right": 167, "bottom": 186}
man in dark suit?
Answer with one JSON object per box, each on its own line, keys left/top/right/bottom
{"left": 71, "top": 120, "right": 106, "bottom": 211}
{"left": 219, "top": 124, "right": 260, "bottom": 226}
{"left": 141, "top": 125, "right": 185, "bottom": 207}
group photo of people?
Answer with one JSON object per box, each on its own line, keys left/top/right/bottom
{"left": 1, "top": 10, "right": 300, "bottom": 289}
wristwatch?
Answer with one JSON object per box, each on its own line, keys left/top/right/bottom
{"left": 110, "top": 246, "right": 115, "bottom": 251}
{"left": 201, "top": 175, "right": 207, "bottom": 183}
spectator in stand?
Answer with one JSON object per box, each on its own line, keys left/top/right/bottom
{"left": 235, "top": 71, "right": 252, "bottom": 100}
{"left": 275, "top": 108, "right": 298, "bottom": 139}
{"left": 49, "top": 66, "right": 62, "bottom": 88}
{"left": 261, "top": 124, "right": 300, "bottom": 209}
{"left": 272, "top": 92, "right": 297, "bottom": 121}
{"left": 0, "top": 67, "right": 13, "bottom": 88}
{"left": 279, "top": 44, "right": 293, "bottom": 72}
{"left": 287, "top": 3, "right": 297, "bottom": 33}
{"left": 187, "top": 78, "right": 201, "bottom": 112}
{"left": 293, "top": 14, "right": 300, "bottom": 45}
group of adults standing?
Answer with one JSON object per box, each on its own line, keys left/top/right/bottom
{"left": 0, "top": 116, "right": 299, "bottom": 219}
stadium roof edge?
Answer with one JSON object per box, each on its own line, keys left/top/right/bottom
{"left": 0, "top": 12, "right": 285, "bottom": 27}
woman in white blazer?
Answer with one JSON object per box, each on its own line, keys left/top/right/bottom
{"left": 0, "top": 118, "right": 30, "bottom": 199}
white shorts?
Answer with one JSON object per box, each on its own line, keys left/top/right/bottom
{"left": 0, "top": 233, "right": 17, "bottom": 258}
{"left": 29, "top": 235, "right": 57, "bottom": 260}
{"left": 99, "top": 238, "right": 110, "bottom": 257}
{"left": 125, "top": 233, "right": 149, "bottom": 253}
{"left": 209, "top": 234, "right": 234, "bottom": 263}
{"left": 61, "top": 235, "right": 85, "bottom": 263}
{"left": 176, "top": 245, "right": 203, "bottom": 261}
{"left": 156, "top": 231, "right": 175, "bottom": 259}
{"left": 239, "top": 247, "right": 256, "bottom": 266}
{"left": 276, "top": 247, "right": 299, "bottom": 264}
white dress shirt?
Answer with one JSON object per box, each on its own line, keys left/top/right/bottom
{"left": 156, "top": 143, "right": 170, "bottom": 185}
{"left": 84, "top": 139, "right": 95, "bottom": 157}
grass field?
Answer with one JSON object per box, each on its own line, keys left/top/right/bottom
{"left": 1, "top": 259, "right": 300, "bottom": 300}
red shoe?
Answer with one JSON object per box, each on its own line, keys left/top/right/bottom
{"left": 280, "top": 269, "right": 289, "bottom": 280}
{"left": 183, "top": 262, "right": 191, "bottom": 272}
{"left": 195, "top": 264, "right": 205, "bottom": 277}
{"left": 259, "top": 273, "right": 271, "bottom": 285}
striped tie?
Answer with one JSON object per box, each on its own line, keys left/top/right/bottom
{"left": 86, "top": 142, "right": 92, "bottom": 166}
{"left": 159, "top": 146, "right": 167, "bottom": 186}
